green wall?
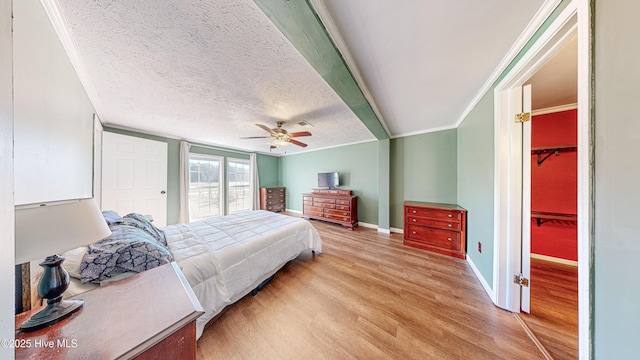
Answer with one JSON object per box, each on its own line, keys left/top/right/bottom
{"left": 594, "top": 0, "right": 640, "bottom": 357}
{"left": 103, "top": 127, "right": 280, "bottom": 225}
{"left": 280, "top": 141, "right": 379, "bottom": 225}
{"left": 256, "top": 153, "right": 281, "bottom": 188}
{"left": 390, "top": 129, "right": 458, "bottom": 229}
{"left": 457, "top": 92, "right": 495, "bottom": 286}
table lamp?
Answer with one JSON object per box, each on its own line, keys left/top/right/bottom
{"left": 15, "top": 198, "right": 111, "bottom": 331}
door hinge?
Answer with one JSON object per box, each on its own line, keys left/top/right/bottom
{"left": 514, "top": 273, "right": 529, "bottom": 287}
{"left": 515, "top": 112, "right": 531, "bottom": 123}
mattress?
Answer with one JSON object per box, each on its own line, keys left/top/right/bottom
{"left": 163, "top": 210, "right": 322, "bottom": 338}
{"left": 64, "top": 210, "right": 321, "bottom": 339}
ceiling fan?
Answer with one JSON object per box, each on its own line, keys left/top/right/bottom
{"left": 241, "top": 121, "right": 312, "bottom": 149}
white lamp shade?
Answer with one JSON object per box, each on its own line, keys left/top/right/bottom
{"left": 15, "top": 198, "right": 111, "bottom": 264}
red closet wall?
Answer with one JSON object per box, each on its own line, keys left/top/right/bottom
{"left": 531, "top": 109, "right": 577, "bottom": 261}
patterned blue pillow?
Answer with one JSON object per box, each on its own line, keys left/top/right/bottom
{"left": 80, "top": 222, "right": 173, "bottom": 283}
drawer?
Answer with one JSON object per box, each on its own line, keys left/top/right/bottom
{"left": 336, "top": 199, "right": 351, "bottom": 205}
{"left": 265, "top": 205, "right": 284, "bottom": 211}
{"left": 266, "top": 198, "right": 284, "bottom": 204}
{"left": 405, "top": 225, "right": 460, "bottom": 251}
{"left": 317, "top": 202, "right": 336, "bottom": 209}
{"left": 406, "top": 207, "right": 461, "bottom": 221}
{"left": 335, "top": 204, "right": 350, "bottom": 211}
{"left": 326, "top": 214, "right": 350, "bottom": 222}
{"left": 303, "top": 200, "right": 314, "bottom": 207}
{"left": 326, "top": 209, "right": 349, "bottom": 217}
{"left": 303, "top": 196, "right": 313, "bottom": 201}
{"left": 406, "top": 217, "right": 461, "bottom": 231}
{"left": 303, "top": 206, "right": 324, "bottom": 216}
{"left": 265, "top": 188, "right": 284, "bottom": 194}
{"left": 304, "top": 205, "right": 324, "bottom": 213}
{"left": 314, "top": 198, "right": 335, "bottom": 204}
{"left": 264, "top": 194, "right": 284, "bottom": 201}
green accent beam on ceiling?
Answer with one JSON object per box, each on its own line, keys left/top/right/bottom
{"left": 253, "top": 0, "right": 389, "bottom": 140}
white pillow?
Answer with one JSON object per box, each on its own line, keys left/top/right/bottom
{"left": 60, "top": 246, "right": 88, "bottom": 279}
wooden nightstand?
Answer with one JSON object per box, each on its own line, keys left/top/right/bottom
{"left": 15, "top": 262, "right": 204, "bottom": 359}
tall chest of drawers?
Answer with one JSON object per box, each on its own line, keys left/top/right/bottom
{"left": 260, "top": 187, "right": 286, "bottom": 212}
{"left": 302, "top": 189, "right": 358, "bottom": 229}
{"left": 404, "top": 201, "right": 467, "bottom": 259}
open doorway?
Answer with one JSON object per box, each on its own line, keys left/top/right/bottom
{"left": 521, "top": 34, "right": 578, "bottom": 359}
{"left": 491, "top": 2, "right": 592, "bottom": 359}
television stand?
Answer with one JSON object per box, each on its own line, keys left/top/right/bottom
{"left": 302, "top": 189, "right": 358, "bottom": 230}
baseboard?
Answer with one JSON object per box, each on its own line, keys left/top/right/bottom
{"left": 531, "top": 253, "right": 578, "bottom": 267}
{"left": 390, "top": 227, "right": 403, "bottom": 234}
{"left": 466, "top": 255, "right": 495, "bottom": 303}
{"left": 358, "top": 221, "right": 377, "bottom": 230}
{"left": 377, "top": 228, "right": 391, "bottom": 234}
{"left": 285, "top": 209, "right": 302, "bottom": 214}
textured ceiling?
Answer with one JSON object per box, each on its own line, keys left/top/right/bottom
{"left": 54, "top": 0, "right": 553, "bottom": 154}
{"left": 57, "top": 0, "right": 375, "bottom": 155}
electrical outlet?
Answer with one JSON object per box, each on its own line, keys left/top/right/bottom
{"left": 478, "top": 242, "right": 482, "bottom": 253}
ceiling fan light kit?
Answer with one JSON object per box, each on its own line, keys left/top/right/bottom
{"left": 269, "top": 138, "right": 291, "bottom": 147}
{"left": 242, "top": 121, "right": 312, "bottom": 149}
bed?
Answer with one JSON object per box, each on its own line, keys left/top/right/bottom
{"left": 63, "top": 210, "right": 322, "bottom": 339}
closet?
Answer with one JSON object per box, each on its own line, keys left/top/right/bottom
{"left": 524, "top": 108, "right": 579, "bottom": 359}
{"left": 530, "top": 109, "right": 577, "bottom": 264}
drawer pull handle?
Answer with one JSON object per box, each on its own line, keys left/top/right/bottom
{"left": 448, "top": 214, "right": 452, "bottom": 218}
{"left": 412, "top": 231, "right": 417, "bottom": 235}
{"left": 412, "top": 210, "right": 416, "bottom": 213}
{"left": 412, "top": 219, "right": 417, "bottom": 222}
{"left": 447, "top": 237, "right": 452, "bottom": 241}
{"left": 448, "top": 224, "right": 452, "bottom": 228}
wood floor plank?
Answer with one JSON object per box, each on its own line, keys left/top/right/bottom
{"left": 197, "top": 216, "right": 546, "bottom": 359}
{"left": 522, "top": 258, "right": 578, "bottom": 359}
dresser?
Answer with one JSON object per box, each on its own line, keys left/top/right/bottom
{"left": 260, "top": 187, "right": 286, "bottom": 212}
{"left": 15, "top": 263, "right": 204, "bottom": 359}
{"left": 302, "top": 189, "right": 357, "bottom": 230}
{"left": 404, "top": 201, "right": 467, "bottom": 259}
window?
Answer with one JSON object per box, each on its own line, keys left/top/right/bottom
{"left": 188, "top": 154, "right": 223, "bottom": 220}
{"left": 227, "top": 158, "right": 251, "bottom": 214}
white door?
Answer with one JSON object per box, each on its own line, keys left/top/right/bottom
{"left": 102, "top": 132, "right": 168, "bottom": 226}
{"left": 521, "top": 84, "right": 532, "bottom": 313}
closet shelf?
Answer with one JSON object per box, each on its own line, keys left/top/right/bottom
{"left": 531, "top": 144, "right": 577, "bottom": 166}
{"left": 531, "top": 211, "right": 577, "bottom": 227}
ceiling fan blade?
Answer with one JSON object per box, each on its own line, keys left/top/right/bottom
{"left": 288, "top": 131, "right": 312, "bottom": 138}
{"left": 255, "top": 123, "right": 275, "bottom": 134}
{"left": 240, "top": 136, "right": 269, "bottom": 139}
{"left": 289, "top": 139, "right": 308, "bottom": 147}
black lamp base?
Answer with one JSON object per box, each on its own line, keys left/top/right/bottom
{"left": 20, "top": 298, "right": 84, "bottom": 332}
{"left": 19, "top": 254, "right": 83, "bottom": 332}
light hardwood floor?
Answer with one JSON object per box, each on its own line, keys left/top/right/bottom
{"left": 197, "top": 217, "right": 546, "bottom": 359}
{"left": 522, "top": 258, "right": 578, "bottom": 359}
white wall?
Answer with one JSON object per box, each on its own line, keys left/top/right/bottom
{"left": 2, "top": 0, "right": 97, "bottom": 354}
{"left": 594, "top": 0, "right": 640, "bottom": 357}
{"left": 0, "top": 0, "right": 15, "bottom": 357}
{"left": 13, "top": 0, "right": 95, "bottom": 205}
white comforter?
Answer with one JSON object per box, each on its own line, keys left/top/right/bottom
{"left": 163, "top": 210, "right": 322, "bottom": 339}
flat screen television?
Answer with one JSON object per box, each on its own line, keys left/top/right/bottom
{"left": 317, "top": 172, "right": 339, "bottom": 189}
